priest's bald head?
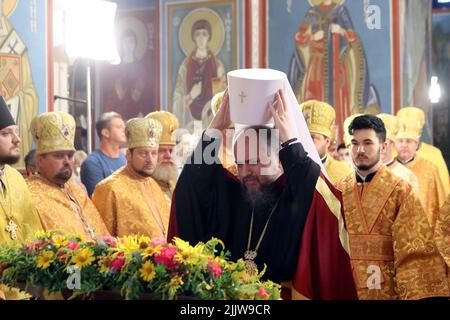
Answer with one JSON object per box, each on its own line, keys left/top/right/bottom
{"left": 0, "top": 96, "right": 21, "bottom": 166}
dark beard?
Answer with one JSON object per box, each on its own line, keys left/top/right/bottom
{"left": 242, "top": 183, "right": 277, "bottom": 213}
{"left": 0, "top": 154, "right": 20, "bottom": 165}
{"left": 54, "top": 167, "right": 72, "bottom": 182}
{"left": 355, "top": 153, "right": 381, "bottom": 171}
{"left": 136, "top": 169, "right": 153, "bottom": 177}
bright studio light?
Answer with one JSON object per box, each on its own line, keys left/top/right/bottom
{"left": 429, "top": 76, "right": 441, "bottom": 104}
{"left": 64, "top": 0, "right": 120, "bottom": 63}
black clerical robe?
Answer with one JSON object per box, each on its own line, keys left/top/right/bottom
{"left": 168, "top": 133, "right": 357, "bottom": 300}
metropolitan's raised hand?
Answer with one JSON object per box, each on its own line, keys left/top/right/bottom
{"left": 206, "top": 89, "right": 231, "bottom": 138}
{"left": 268, "top": 89, "right": 296, "bottom": 144}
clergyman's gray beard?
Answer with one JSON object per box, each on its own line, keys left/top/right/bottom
{"left": 0, "top": 154, "right": 20, "bottom": 165}
{"left": 152, "top": 163, "right": 179, "bottom": 184}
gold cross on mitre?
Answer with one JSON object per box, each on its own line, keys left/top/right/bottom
{"left": 6, "top": 218, "right": 19, "bottom": 240}
{"left": 239, "top": 91, "right": 247, "bottom": 103}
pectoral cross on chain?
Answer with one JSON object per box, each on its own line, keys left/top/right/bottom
{"left": 244, "top": 250, "right": 258, "bottom": 276}
{"left": 239, "top": 91, "right": 247, "bottom": 103}
{"left": 86, "top": 224, "right": 96, "bottom": 239}
{"left": 6, "top": 219, "right": 18, "bottom": 241}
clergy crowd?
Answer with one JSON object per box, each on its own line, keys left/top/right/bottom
{"left": 0, "top": 69, "right": 449, "bottom": 300}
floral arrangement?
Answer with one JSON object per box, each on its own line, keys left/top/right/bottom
{"left": 0, "top": 231, "right": 280, "bottom": 300}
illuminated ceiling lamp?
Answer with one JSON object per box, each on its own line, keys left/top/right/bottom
{"left": 429, "top": 76, "right": 441, "bottom": 104}
{"left": 63, "top": 0, "right": 120, "bottom": 153}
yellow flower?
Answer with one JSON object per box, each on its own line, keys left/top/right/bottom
{"left": 138, "top": 235, "right": 151, "bottom": 249}
{"left": 36, "top": 250, "right": 54, "bottom": 269}
{"left": 71, "top": 248, "right": 95, "bottom": 269}
{"left": 98, "top": 257, "right": 111, "bottom": 273}
{"left": 99, "top": 262, "right": 109, "bottom": 273}
{"left": 141, "top": 245, "right": 162, "bottom": 259}
{"left": 51, "top": 235, "right": 68, "bottom": 248}
{"left": 34, "top": 230, "right": 52, "bottom": 239}
{"left": 169, "top": 276, "right": 184, "bottom": 287}
{"left": 172, "top": 238, "right": 193, "bottom": 252}
{"left": 172, "top": 238, "right": 207, "bottom": 265}
{"left": 115, "top": 236, "right": 140, "bottom": 253}
{"left": 213, "top": 256, "right": 227, "bottom": 267}
{"left": 34, "top": 230, "right": 46, "bottom": 238}
{"left": 174, "top": 251, "right": 190, "bottom": 264}
{"left": 139, "top": 261, "right": 156, "bottom": 282}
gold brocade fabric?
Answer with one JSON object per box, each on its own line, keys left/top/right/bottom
{"left": 435, "top": 195, "right": 450, "bottom": 287}
{"left": 402, "top": 156, "right": 447, "bottom": 233}
{"left": 315, "top": 176, "right": 350, "bottom": 254}
{"left": 337, "top": 166, "right": 449, "bottom": 300}
{"left": 417, "top": 143, "right": 450, "bottom": 194}
{"left": 26, "top": 175, "right": 109, "bottom": 239}
{"left": 386, "top": 161, "right": 420, "bottom": 195}
{"left": 92, "top": 166, "right": 170, "bottom": 238}
{"left": 30, "top": 112, "right": 76, "bottom": 155}
{"left": 324, "top": 155, "right": 353, "bottom": 186}
{"left": 219, "top": 143, "right": 238, "bottom": 176}
{"left": 0, "top": 165, "right": 43, "bottom": 244}
{"left": 223, "top": 163, "right": 238, "bottom": 177}
{"left": 155, "top": 179, "right": 174, "bottom": 208}
{"left": 0, "top": 166, "right": 43, "bottom": 300}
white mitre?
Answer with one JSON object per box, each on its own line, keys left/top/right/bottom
{"left": 227, "top": 68, "right": 325, "bottom": 173}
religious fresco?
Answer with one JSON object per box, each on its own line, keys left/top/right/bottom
{"left": 401, "top": 0, "right": 433, "bottom": 141}
{"left": 161, "top": 0, "right": 244, "bottom": 131}
{"left": 99, "top": 2, "right": 159, "bottom": 120}
{"left": 267, "top": 0, "right": 391, "bottom": 141}
{"left": 1, "top": 0, "right": 47, "bottom": 167}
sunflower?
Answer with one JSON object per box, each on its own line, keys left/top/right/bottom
{"left": 139, "top": 261, "right": 156, "bottom": 282}
{"left": 173, "top": 238, "right": 206, "bottom": 265}
{"left": 115, "top": 236, "right": 140, "bottom": 254}
{"left": 71, "top": 248, "right": 95, "bottom": 269}
{"left": 141, "top": 244, "right": 162, "bottom": 259}
{"left": 36, "top": 250, "right": 54, "bottom": 269}
{"left": 51, "top": 235, "right": 68, "bottom": 248}
{"left": 138, "top": 235, "right": 151, "bottom": 249}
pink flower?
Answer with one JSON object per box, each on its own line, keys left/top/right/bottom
{"left": 100, "top": 236, "right": 117, "bottom": 248}
{"left": 150, "top": 238, "right": 166, "bottom": 248}
{"left": 34, "top": 240, "right": 44, "bottom": 247}
{"left": 256, "top": 287, "right": 270, "bottom": 300}
{"left": 154, "top": 246, "right": 179, "bottom": 269}
{"left": 109, "top": 253, "right": 125, "bottom": 272}
{"left": 207, "top": 260, "right": 222, "bottom": 277}
{"left": 66, "top": 241, "right": 80, "bottom": 251}
{"left": 25, "top": 243, "right": 34, "bottom": 254}
{"left": 25, "top": 240, "right": 44, "bottom": 254}
{"left": 30, "top": 240, "right": 44, "bottom": 249}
